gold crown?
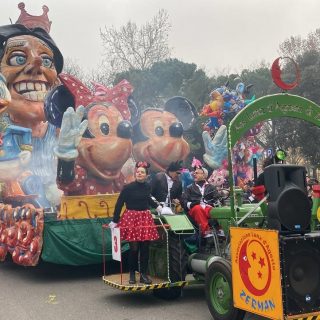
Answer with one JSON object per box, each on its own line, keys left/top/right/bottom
{"left": 15, "top": 2, "right": 52, "bottom": 33}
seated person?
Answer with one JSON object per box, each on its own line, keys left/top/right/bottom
{"left": 151, "top": 161, "right": 183, "bottom": 213}
{"left": 181, "top": 165, "right": 225, "bottom": 247}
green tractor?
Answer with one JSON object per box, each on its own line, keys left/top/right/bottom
{"left": 103, "top": 93, "right": 320, "bottom": 320}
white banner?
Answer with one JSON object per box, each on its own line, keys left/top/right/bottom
{"left": 111, "top": 227, "right": 121, "bottom": 261}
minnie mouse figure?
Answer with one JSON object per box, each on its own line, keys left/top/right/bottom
{"left": 45, "top": 74, "right": 139, "bottom": 195}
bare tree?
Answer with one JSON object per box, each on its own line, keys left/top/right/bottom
{"left": 62, "top": 58, "right": 115, "bottom": 89}
{"left": 62, "top": 57, "right": 86, "bottom": 82}
{"left": 100, "top": 9, "right": 171, "bottom": 74}
{"left": 278, "top": 29, "right": 320, "bottom": 59}
{"left": 278, "top": 35, "right": 304, "bottom": 60}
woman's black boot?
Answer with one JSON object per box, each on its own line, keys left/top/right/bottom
{"left": 140, "top": 273, "right": 152, "bottom": 284}
{"left": 139, "top": 241, "right": 151, "bottom": 284}
{"left": 129, "top": 271, "right": 136, "bottom": 284}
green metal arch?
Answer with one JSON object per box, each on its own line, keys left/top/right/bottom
{"left": 226, "top": 93, "right": 320, "bottom": 215}
{"left": 228, "top": 93, "right": 320, "bottom": 148}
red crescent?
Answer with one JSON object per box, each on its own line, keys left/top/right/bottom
{"left": 271, "top": 57, "right": 300, "bottom": 90}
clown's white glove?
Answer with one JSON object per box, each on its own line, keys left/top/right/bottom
{"left": 54, "top": 106, "right": 88, "bottom": 161}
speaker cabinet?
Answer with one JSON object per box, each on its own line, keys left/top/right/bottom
{"left": 264, "top": 165, "right": 311, "bottom": 233}
{"left": 280, "top": 233, "right": 320, "bottom": 316}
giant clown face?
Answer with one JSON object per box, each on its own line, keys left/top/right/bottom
{"left": 0, "top": 35, "right": 58, "bottom": 126}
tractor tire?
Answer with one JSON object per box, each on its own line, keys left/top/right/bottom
{"left": 205, "top": 259, "right": 245, "bottom": 320}
{"left": 153, "top": 232, "right": 188, "bottom": 300}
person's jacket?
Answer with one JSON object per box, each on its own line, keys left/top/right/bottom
{"left": 151, "top": 172, "right": 182, "bottom": 203}
{"left": 181, "top": 182, "right": 219, "bottom": 211}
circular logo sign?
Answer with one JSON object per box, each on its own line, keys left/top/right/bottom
{"left": 238, "top": 239, "right": 272, "bottom": 296}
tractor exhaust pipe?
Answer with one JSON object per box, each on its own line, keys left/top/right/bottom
{"left": 188, "top": 253, "right": 224, "bottom": 275}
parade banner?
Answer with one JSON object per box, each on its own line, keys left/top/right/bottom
{"left": 230, "top": 227, "right": 283, "bottom": 320}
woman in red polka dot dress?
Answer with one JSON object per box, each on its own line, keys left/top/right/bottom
{"left": 110, "top": 161, "right": 160, "bottom": 285}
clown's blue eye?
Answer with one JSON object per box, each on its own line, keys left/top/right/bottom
{"left": 9, "top": 54, "right": 26, "bottom": 66}
{"left": 41, "top": 55, "right": 53, "bottom": 68}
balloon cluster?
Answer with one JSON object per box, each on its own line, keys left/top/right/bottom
{"left": 200, "top": 81, "right": 256, "bottom": 132}
{"left": 202, "top": 81, "right": 264, "bottom": 189}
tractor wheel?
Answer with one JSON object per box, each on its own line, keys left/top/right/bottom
{"left": 205, "top": 259, "right": 245, "bottom": 320}
{"left": 153, "top": 233, "right": 188, "bottom": 300}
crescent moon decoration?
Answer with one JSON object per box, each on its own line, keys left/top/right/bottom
{"left": 271, "top": 57, "right": 301, "bottom": 90}
{"left": 238, "top": 239, "right": 272, "bottom": 296}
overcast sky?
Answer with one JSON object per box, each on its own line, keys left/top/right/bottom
{"left": 1, "top": 0, "right": 320, "bottom": 76}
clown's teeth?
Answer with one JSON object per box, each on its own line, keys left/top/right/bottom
{"left": 24, "top": 92, "right": 36, "bottom": 101}
{"left": 22, "top": 91, "right": 46, "bottom": 101}
{"left": 14, "top": 82, "right": 48, "bottom": 94}
{"left": 19, "top": 82, "right": 27, "bottom": 91}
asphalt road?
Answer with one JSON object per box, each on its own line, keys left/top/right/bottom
{"left": 0, "top": 258, "right": 264, "bottom": 320}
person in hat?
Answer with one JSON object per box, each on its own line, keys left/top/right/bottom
{"left": 151, "top": 160, "right": 183, "bottom": 213}
{"left": 109, "top": 161, "right": 161, "bottom": 285}
{"left": 181, "top": 164, "right": 224, "bottom": 249}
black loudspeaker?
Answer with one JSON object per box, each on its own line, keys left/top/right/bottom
{"left": 280, "top": 234, "right": 320, "bottom": 316}
{"left": 264, "top": 164, "right": 311, "bottom": 233}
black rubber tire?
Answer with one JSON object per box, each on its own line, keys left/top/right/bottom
{"left": 153, "top": 232, "right": 188, "bottom": 300}
{"left": 205, "top": 259, "right": 245, "bottom": 320}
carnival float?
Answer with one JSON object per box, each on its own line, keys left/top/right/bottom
{"left": 0, "top": 2, "right": 299, "bottom": 268}
{"left": 0, "top": 3, "right": 197, "bottom": 266}
{"left": 1, "top": 4, "right": 320, "bottom": 320}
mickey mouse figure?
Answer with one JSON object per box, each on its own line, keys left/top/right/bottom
{"left": 132, "top": 97, "right": 197, "bottom": 172}
{"left": 45, "top": 74, "right": 139, "bottom": 195}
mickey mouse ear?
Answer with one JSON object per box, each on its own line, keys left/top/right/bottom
{"left": 44, "top": 84, "right": 75, "bottom": 128}
{"left": 127, "top": 95, "right": 141, "bottom": 126}
{"left": 135, "top": 161, "right": 150, "bottom": 169}
{"left": 164, "top": 96, "right": 197, "bottom": 130}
